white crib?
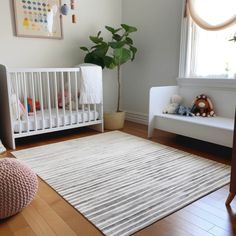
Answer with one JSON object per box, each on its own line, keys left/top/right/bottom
{"left": 0, "top": 64, "right": 104, "bottom": 149}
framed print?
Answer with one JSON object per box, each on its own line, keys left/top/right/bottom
{"left": 13, "top": 0, "right": 63, "bottom": 39}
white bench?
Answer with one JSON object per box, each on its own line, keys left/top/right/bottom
{"left": 148, "top": 84, "right": 235, "bottom": 147}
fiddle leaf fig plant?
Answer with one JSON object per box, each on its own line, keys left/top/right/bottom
{"left": 80, "top": 24, "right": 137, "bottom": 112}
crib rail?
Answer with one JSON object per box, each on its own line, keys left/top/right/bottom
{"left": 9, "top": 68, "right": 80, "bottom": 73}
{"left": 7, "top": 67, "right": 103, "bottom": 138}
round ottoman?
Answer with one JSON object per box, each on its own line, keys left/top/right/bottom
{"left": 0, "top": 158, "right": 38, "bottom": 219}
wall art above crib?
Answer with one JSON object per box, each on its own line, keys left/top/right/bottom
{"left": 13, "top": 0, "right": 63, "bottom": 39}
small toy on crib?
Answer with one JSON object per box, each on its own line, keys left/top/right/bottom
{"left": 27, "top": 98, "right": 41, "bottom": 113}
{"left": 58, "top": 89, "right": 79, "bottom": 110}
{"left": 162, "top": 94, "right": 182, "bottom": 114}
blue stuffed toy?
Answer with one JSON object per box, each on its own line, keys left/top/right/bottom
{"left": 175, "top": 105, "right": 194, "bottom": 117}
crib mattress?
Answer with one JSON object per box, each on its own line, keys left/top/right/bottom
{"left": 13, "top": 109, "right": 99, "bottom": 133}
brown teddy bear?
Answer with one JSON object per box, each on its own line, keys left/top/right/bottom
{"left": 191, "top": 94, "right": 215, "bottom": 117}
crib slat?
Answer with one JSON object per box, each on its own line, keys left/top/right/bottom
{"left": 82, "top": 104, "right": 85, "bottom": 123}
{"left": 94, "top": 104, "right": 97, "bottom": 121}
{"left": 88, "top": 104, "right": 91, "bottom": 122}
{"left": 61, "top": 72, "right": 66, "bottom": 126}
{"left": 23, "top": 72, "right": 29, "bottom": 133}
{"left": 68, "top": 72, "right": 72, "bottom": 125}
{"left": 39, "top": 72, "right": 45, "bottom": 130}
{"left": 47, "top": 72, "right": 52, "bottom": 129}
{"left": 54, "top": 72, "right": 59, "bottom": 127}
{"left": 75, "top": 71, "right": 79, "bottom": 124}
{"left": 31, "top": 72, "right": 38, "bottom": 131}
{"left": 15, "top": 73, "right": 22, "bottom": 133}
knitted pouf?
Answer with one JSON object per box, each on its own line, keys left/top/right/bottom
{"left": 0, "top": 158, "right": 38, "bottom": 219}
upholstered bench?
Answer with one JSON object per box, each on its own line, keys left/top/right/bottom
{"left": 148, "top": 83, "right": 235, "bottom": 147}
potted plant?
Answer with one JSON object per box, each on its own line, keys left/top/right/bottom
{"left": 80, "top": 24, "right": 137, "bottom": 129}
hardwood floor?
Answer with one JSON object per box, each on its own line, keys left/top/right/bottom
{"left": 0, "top": 121, "right": 235, "bottom": 236}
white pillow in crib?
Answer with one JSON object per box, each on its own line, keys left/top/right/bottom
{"left": 11, "top": 94, "right": 26, "bottom": 120}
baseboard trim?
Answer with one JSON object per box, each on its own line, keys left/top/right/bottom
{"left": 125, "top": 111, "right": 148, "bottom": 125}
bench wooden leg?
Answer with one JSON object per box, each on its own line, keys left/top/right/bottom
{"left": 225, "top": 192, "right": 236, "bottom": 205}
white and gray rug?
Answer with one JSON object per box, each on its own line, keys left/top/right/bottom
{"left": 12, "top": 131, "right": 230, "bottom": 236}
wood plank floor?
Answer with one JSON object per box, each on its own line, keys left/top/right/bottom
{"left": 0, "top": 121, "right": 235, "bottom": 236}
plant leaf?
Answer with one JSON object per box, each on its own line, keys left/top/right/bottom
{"left": 104, "top": 56, "right": 116, "bottom": 69}
{"left": 130, "top": 46, "right": 137, "bottom": 60}
{"left": 105, "top": 26, "right": 115, "bottom": 34}
{"left": 84, "top": 53, "right": 105, "bottom": 69}
{"left": 97, "top": 31, "right": 101, "bottom": 37}
{"left": 113, "top": 48, "right": 132, "bottom": 65}
{"left": 80, "top": 46, "right": 89, "bottom": 52}
{"left": 108, "top": 41, "right": 127, "bottom": 49}
{"left": 112, "top": 34, "right": 122, "bottom": 41}
{"left": 89, "top": 36, "right": 103, "bottom": 44}
{"left": 92, "top": 43, "right": 109, "bottom": 57}
{"left": 121, "top": 24, "right": 137, "bottom": 33}
{"left": 126, "top": 37, "right": 133, "bottom": 45}
{"left": 105, "top": 26, "right": 122, "bottom": 34}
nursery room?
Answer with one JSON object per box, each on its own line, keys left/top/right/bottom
{"left": 0, "top": 0, "right": 236, "bottom": 235}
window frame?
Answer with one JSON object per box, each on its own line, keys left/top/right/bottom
{"left": 178, "top": 0, "right": 236, "bottom": 86}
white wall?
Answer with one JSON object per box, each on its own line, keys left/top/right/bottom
{"left": 122, "top": 0, "right": 183, "bottom": 121}
{"left": 0, "top": 0, "right": 122, "bottom": 111}
{"left": 0, "top": 1, "right": 184, "bottom": 115}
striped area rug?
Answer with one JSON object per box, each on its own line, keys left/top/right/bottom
{"left": 12, "top": 131, "right": 230, "bottom": 236}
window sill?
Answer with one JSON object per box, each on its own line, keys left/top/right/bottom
{"left": 177, "top": 77, "right": 236, "bottom": 90}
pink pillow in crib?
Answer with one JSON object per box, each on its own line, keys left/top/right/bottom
{"left": 11, "top": 94, "right": 26, "bottom": 120}
{"left": 19, "top": 101, "right": 26, "bottom": 116}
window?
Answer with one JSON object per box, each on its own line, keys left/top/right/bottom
{"left": 182, "top": 0, "right": 236, "bottom": 79}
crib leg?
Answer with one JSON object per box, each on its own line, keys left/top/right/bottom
{"left": 3, "top": 132, "right": 15, "bottom": 150}
{"left": 90, "top": 123, "right": 104, "bottom": 133}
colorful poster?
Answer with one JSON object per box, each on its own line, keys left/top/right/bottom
{"left": 13, "top": 0, "right": 63, "bottom": 39}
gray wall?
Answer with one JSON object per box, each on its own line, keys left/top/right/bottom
{"left": 122, "top": 0, "right": 183, "bottom": 118}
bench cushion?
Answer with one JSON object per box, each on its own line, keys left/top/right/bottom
{"left": 154, "top": 114, "right": 234, "bottom": 147}
{"left": 157, "top": 114, "right": 234, "bottom": 131}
